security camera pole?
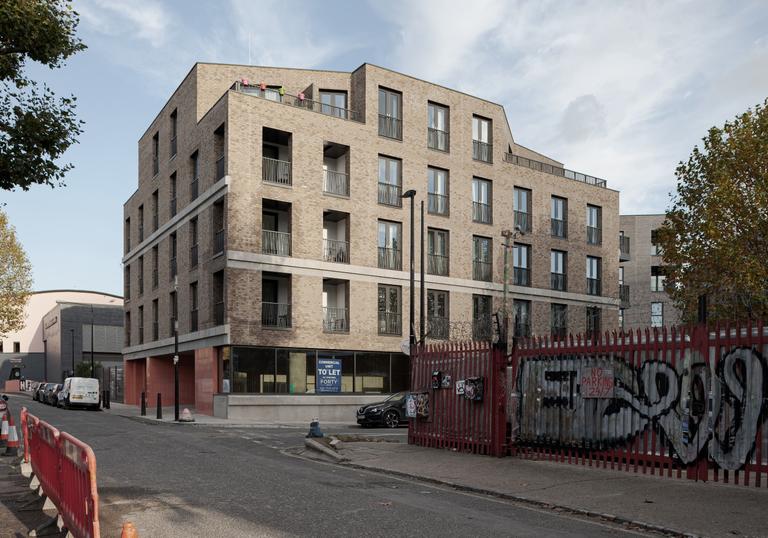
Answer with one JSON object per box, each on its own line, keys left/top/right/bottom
{"left": 502, "top": 226, "right": 524, "bottom": 341}
{"left": 401, "top": 189, "right": 417, "bottom": 350}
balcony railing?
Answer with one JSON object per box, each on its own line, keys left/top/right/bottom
{"left": 428, "top": 253, "right": 449, "bottom": 276}
{"left": 233, "top": 82, "right": 362, "bottom": 122}
{"left": 323, "top": 307, "right": 349, "bottom": 333}
{"left": 587, "top": 278, "right": 601, "bottom": 296}
{"left": 427, "top": 193, "right": 448, "bottom": 216}
{"left": 190, "top": 177, "right": 199, "bottom": 200}
{"left": 378, "top": 311, "right": 401, "bottom": 335}
{"left": 620, "top": 284, "right": 630, "bottom": 307}
{"left": 503, "top": 152, "right": 608, "bottom": 188}
{"left": 472, "top": 140, "right": 492, "bottom": 163}
{"left": 620, "top": 235, "right": 631, "bottom": 261}
{"left": 324, "top": 169, "right": 349, "bottom": 197}
{"left": 263, "top": 157, "right": 292, "bottom": 186}
{"left": 551, "top": 272, "right": 567, "bottom": 291}
{"left": 427, "top": 128, "right": 449, "bottom": 152}
{"left": 214, "top": 229, "right": 225, "bottom": 255}
{"left": 190, "top": 309, "right": 198, "bottom": 332}
{"left": 587, "top": 226, "right": 602, "bottom": 245}
{"left": 514, "top": 211, "right": 531, "bottom": 233}
{"left": 473, "top": 317, "right": 493, "bottom": 340}
{"left": 214, "top": 301, "right": 225, "bottom": 325}
{"left": 378, "top": 247, "right": 402, "bottom": 270}
{"left": 170, "top": 197, "right": 177, "bottom": 217}
{"left": 473, "top": 260, "right": 492, "bottom": 281}
{"left": 514, "top": 267, "right": 530, "bottom": 286}
{"left": 472, "top": 201, "right": 492, "bottom": 224}
{"left": 262, "top": 230, "right": 291, "bottom": 256}
{"left": 551, "top": 218, "right": 566, "bottom": 238}
{"left": 427, "top": 316, "right": 449, "bottom": 340}
{"left": 378, "top": 115, "right": 402, "bottom": 140}
{"left": 216, "top": 156, "right": 225, "bottom": 181}
{"left": 378, "top": 182, "right": 402, "bottom": 206}
{"left": 190, "top": 244, "right": 198, "bottom": 268}
{"left": 262, "top": 302, "right": 291, "bottom": 328}
{"left": 323, "top": 238, "right": 349, "bottom": 263}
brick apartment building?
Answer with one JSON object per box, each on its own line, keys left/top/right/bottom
{"left": 122, "top": 63, "right": 620, "bottom": 420}
{"left": 619, "top": 214, "right": 682, "bottom": 330}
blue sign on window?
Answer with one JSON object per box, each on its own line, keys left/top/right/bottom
{"left": 316, "top": 358, "right": 342, "bottom": 393}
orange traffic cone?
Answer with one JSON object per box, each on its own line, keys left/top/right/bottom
{"left": 121, "top": 521, "right": 138, "bottom": 538}
{"left": 2, "top": 411, "right": 19, "bottom": 457}
{"left": 0, "top": 412, "right": 8, "bottom": 446}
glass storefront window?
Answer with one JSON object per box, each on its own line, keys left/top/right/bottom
{"left": 277, "top": 349, "right": 315, "bottom": 394}
{"left": 354, "top": 353, "right": 390, "bottom": 393}
{"left": 391, "top": 353, "right": 409, "bottom": 392}
{"left": 232, "top": 347, "right": 275, "bottom": 393}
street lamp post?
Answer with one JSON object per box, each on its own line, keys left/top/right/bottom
{"left": 70, "top": 329, "right": 75, "bottom": 377}
{"left": 501, "top": 226, "right": 524, "bottom": 345}
{"left": 90, "top": 305, "right": 95, "bottom": 378}
{"left": 401, "top": 189, "right": 417, "bottom": 350}
{"left": 419, "top": 200, "right": 425, "bottom": 346}
{"left": 173, "top": 276, "right": 180, "bottom": 422}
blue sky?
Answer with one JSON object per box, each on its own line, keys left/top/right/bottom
{"left": 2, "top": 0, "right": 767, "bottom": 296}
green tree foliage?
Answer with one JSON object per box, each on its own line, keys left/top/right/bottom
{"left": 0, "top": 209, "right": 32, "bottom": 336}
{"left": 658, "top": 98, "right": 768, "bottom": 322}
{"left": 0, "top": 0, "right": 86, "bottom": 191}
{"left": 75, "top": 360, "right": 101, "bottom": 378}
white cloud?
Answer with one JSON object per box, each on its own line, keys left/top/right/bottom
{"left": 78, "top": 0, "right": 171, "bottom": 48}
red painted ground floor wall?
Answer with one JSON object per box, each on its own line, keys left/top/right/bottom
{"left": 194, "top": 347, "right": 218, "bottom": 415}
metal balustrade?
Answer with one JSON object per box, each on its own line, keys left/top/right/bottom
{"left": 427, "top": 128, "right": 449, "bottom": 151}
{"left": 262, "top": 230, "right": 291, "bottom": 256}
{"left": 473, "top": 140, "right": 492, "bottom": 163}
{"left": 503, "top": 152, "right": 608, "bottom": 188}
{"left": 551, "top": 272, "right": 567, "bottom": 291}
{"left": 233, "top": 82, "right": 361, "bottom": 122}
{"left": 323, "top": 169, "right": 349, "bottom": 196}
{"left": 323, "top": 307, "right": 349, "bottom": 333}
{"left": 378, "top": 312, "right": 401, "bottom": 335}
{"left": 378, "top": 115, "right": 402, "bottom": 140}
{"left": 428, "top": 254, "right": 449, "bottom": 276}
{"left": 323, "top": 238, "right": 349, "bottom": 263}
{"left": 514, "top": 267, "right": 530, "bottom": 286}
{"left": 263, "top": 157, "right": 292, "bottom": 186}
{"left": 587, "top": 226, "right": 602, "bottom": 245}
{"left": 551, "top": 218, "right": 566, "bottom": 238}
{"left": 378, "top": 247, "right": 402, "bottom": 270}
{"left": 587, "top": 277, "right": 602, "bottom": 296}
{"left": 378, "top": 182, "right": 402, "bottom": 206}
{"left": 427, "top": 193, "right": 448, "bottom": 215}
{"left": 262, "top": 302, "right": 291, "bottom": 328}
{"left": 473, "top": 260, "right": 492, "bottom": 281}
{"left": 472, "top": 201, "right": 492, "bottom": 224}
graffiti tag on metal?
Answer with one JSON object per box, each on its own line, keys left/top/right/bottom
{"left": 580, "top": 367, "right": 614, "bottom": 398}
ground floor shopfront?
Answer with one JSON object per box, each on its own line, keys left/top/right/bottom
{"left": 124, "top": 346, "right": 408, "bottom": 421}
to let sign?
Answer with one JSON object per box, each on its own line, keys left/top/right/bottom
{"left": 316, "top": 358, "right": 342, "bottom": 393}
{"left": 580, "top": 367, "right": 614, "bottom": 398}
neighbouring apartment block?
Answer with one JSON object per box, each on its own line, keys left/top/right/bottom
{"left": 122, "top": 62, "right": 620, "bottom": 420}
{"left": 619, "top": 214, "right": 682, "bottom": 331}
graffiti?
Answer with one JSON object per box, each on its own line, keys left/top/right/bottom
{"left": 516, "top": 346, "right": 767, "bottom": 471}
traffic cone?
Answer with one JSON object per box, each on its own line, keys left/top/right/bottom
{"left": 179, "top": 408, "right": 194, "bottom": 422}
{"left": 0, "top": 412, "right": 8, "bottom": 447}
{"left": 2, "top": 419, "right": 19, "bottom": 457}
{"left": 121, "top": 522, "right": 138, "bottom": 538}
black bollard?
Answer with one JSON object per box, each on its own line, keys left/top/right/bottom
{"left": 140, "top": 391, "right": 146, "bottom": 416}
{"left": 156, "top": 393, "right": 162, "bottom": 420}
{"left": 105, "top": 389, "right": 111, "bottom": 409}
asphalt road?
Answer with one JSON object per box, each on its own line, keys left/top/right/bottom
{"left": 7, "top": 395, "right": 652, "bottom": 538}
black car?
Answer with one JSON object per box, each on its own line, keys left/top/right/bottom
{"left": 356, "top": 392, "right": 408, "bottom": 428}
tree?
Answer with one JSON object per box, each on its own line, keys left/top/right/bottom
{"left": 0, "top": 0, "right": 86, "bottom": 191}
{"left": 658, "top": 98, "right": 768, "bottom": 322}
{"left": 0, "top": 209, "right": 33, "bottom": 336}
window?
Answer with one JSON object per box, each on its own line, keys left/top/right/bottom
{"left": 651, "top": 229, "right": 662, "bottom": 256}
{"left": 190, "top": 217, "right": 198, "bottom": 268}
{"left": 587, "top": 205, "right": 602, "bottom": 245}
{"left": 427, "top": 102, "right": 449, "bottom": 151}
{"left": 125, "top": 311, "right": 131, "bottom": 347}
{"left": 138, "top": 205, "right": 144, "bottom": 242}
{"left": 472, "top": 295, "right": 493, "bottom": 340}
{"left": 152, "top": 245, "right": 158, "bottom": 289}
{"left": 170, "top": 172, "right": 177, "bottom": 217}
{"left": 190, "top": 281, "right": 198, "bottom": 332}
{"left": 152, "top": 132, "right": 159, "bottom": 176}
{"left": 170, "top": 109, "right": 177, "bottom": 158}
{"left": 651, "top": 266, "right": 666, "bottom": 292}
{"left": 427, "top": 290, "right": 449, "bottom": 340}
{"left": 427, "top": 167, "right": 449, "bottom": 215}
{"left": 169, "top": 232, "right": 177, "bottom": 280}
{"left": 551, "top": 196, "right": 567, "bottom": 238}
{"left": 472, "top": 177, "right": 492, "bottom": 223}
{"left": 378, "top": 87, "right": 402, "bottom": 139}
{"left": 378, "top": 155, "right": 402, "bottom": 206}
{"left": 377, "top": 220, "right": 402, "bottom": 271}
{"left": 513, "top": 243, "right": 531, "bottom": 286}
{"left": 138, "top": 255, "right": 144, "bottom": 296}
{"left": 169, "top": 291, "right": 177, "bottom": 336}
{"left": 13, "top": 342, "right": 20, "bottom": 353}
{"left": 472, "top": 236, "right": 492, "bottom": 281}
{"left": 319, "top": 90, "right": 348, "bottom": 118}
{"left": 551, "top": 250, "right": 566, "bottom": 291}
{"left": 378, "top": 284, "right": 402, "bottom": 335}
{"left": 514, "top": 187, "right": 532, "bottom": 232}
{"left": 551, "top": 303, "right": 567, "bottom": 339}
{"left": 427, "top": 228, "right": 449, "bottom": 276}
{"left": 619, "top": 308, "right": 625, "bottom": 330}
{"left": 213, "top": 198, "right": 225, "bottom": 254}
{"left": 124, "top": 217, "right": 131, "bottom": 253}
{"left": 124, "top": 265, "right": 131, "bottom": 300}
{"left": 151, "top": 190, "right": 159, "bottom": 232}
{"left": 138, "top": 305, "right": 144, "bottom": 344}
{"left": 586, "top": 256, "right": 601, "bottom": 295}
{"left": 152, "top": 299, "right": 159, "bottom": 341}
{"left": 472, "top": 115, "right": 492, "bottom": 162}
{"left": 651, "top": 302, "right": 663, "bottom": 327}
{"left": 513, "top": 299, "right": 531, "bottom": 338}
{"left": 190, "top": 151, "right": 199, "bottom": 201}
{"left": 586, "top": 306, "right": 601, "bottom": 340}
{"left": 213, "top": 270, "right": 225, "bottom": 325}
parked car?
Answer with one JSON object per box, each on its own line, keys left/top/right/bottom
{"left": 45, "top": 384, "right": 63, "bottom": 406}
{"left": 57, "top": 377, "right": 100, "bottom": 410}
{"left": 356, "top": 392, "right": 408, "bottom": 428}
{"left": 32, "top": 382, "right": 46, "bottom": 401}
{"left": 39, "top": 383, "right": 55, "bottom": 404}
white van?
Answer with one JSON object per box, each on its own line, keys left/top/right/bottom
{"left": 58, "top": 377, "right": 100, "bottom": 410}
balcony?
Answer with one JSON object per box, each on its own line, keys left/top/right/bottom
{"left": 551, "top": 272, "right": 567, "bottom": 291}
{"left": 427, "top": 128, "right": 449, "bottom": 152}
{"left": 263, "top": 157, "right": 292, "bottom": 186}
{"left": 323, "top": 307, "right": 349, "bottom": 333}
{"left": 428, "top": 253, "right": 449, "bottom": 276}
{"left": 323, "top": 238, "right": 349, "bottom": 263}
{"left": 378, "top": 182, "right": 402, "bottom": 207}
{"left": 233, "top": 82, "right": 362, "bottom": 122}
{"left": 378, "top": 312, "right": 401, "bottom": 335}
{"left": 214, "top": 229, "right": 225, "bottom": 255}
{"left": 551, "top": 218, "right": 567, "bottom": 238}
{"left": 428, "top": 193, "right": 448, "bottom": 216}
{"left": 263, "top": 230, "right": 291, "bottom": 256}
{"left": 472, "top": 201, "right": 492, "bottom": 224}
{"left": 378, "top": 247, "right": 402, "bottom": 271}
{"left": 503, "top": 152, "right": 608, "bottom": 188}
{"left": 216, "top": 156, "right": 225, "bottom": 181}
{"left": 587, "top": 226, "right": 602, "bottom": 245}
{"left": 514, "top": 267, "right": 530, "bottom": 287}
{"left": 473, "top": 260, "right": 492, "bottom": 281}
{"left": 324, "top": 170, "right": 349, "bottom": 197}
{"left": 620, "top": 284, "right": 630, "bottom": 308}
{"left": 620, "top": 235, "right": 631, "bottom": 261}
{"left": 378, "top": 114, "right": 402, "bottom": 140}
{"left": 262, "top": 302, "right": 291, "bottom": 328}
{"left": 427, "top": 316, "right": 449, "bottom": 340}
{"left": 514, "top": 211, "right": 531, "bottom": 233}
{"left": 587, "top": 278, "right": 601, "bottom": 296}
{"left": 472, "top": 140, "right": 492, "bottom": 163}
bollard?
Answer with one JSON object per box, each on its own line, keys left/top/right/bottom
{"left": 106, "top": 389, "right": 111, "bottom": 409}
{"left": 121, "top": 521, "right": 139, "bottom": 538}
{"left": 140, "top": 392, "right": 146, "bottom": 416}
{"left": 156, "top": 393, "right": 162, "bottom": 420}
